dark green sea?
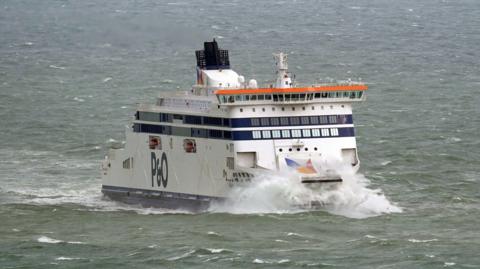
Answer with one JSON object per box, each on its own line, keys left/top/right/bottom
{"left": 1, "top": 0, "right": 479, "bottom": 268}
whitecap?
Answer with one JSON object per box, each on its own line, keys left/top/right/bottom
{"left": 207, "top": 231, "right": 220, "bottom": 236}
{"left": 206, "top": 248, "right": 227, "bottom": 254}
{"left": 253, "top": 258, "right": 268, "bottom": 264}
{"left": 447, "top": 137, "right": 461, "bottom": 142}
{"left": 381, "top": 160, "right": 392, "bottom": 166}
{"left": 408, "top": 238, "right": 438, "bottom": 243}
{"left": 167, "top": 250, "right": 195, "bottom": 261}
{"left": 73, "top": 97, "right": 85, "bottom": 102}
{"left": 38, "top": 236, "right": 63, "bottom": 244}
{"left": 444, "top": 262, "right": 455, "bottom": 267}
{"left": 67, "top": 241, "right": 85, "bottom": 244}
{"left": 55, "top": 257, "right": 82, "bottom": 261}
{"left": 287, "top": 232, "right": 303, "bottom": 237}
{"left": 103, "top": 77, "right": 112, "bottom": 83}
{"left": 49, "top": 65, "right": 66, "bottom": 70}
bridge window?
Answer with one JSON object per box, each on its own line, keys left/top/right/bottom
{"left": 280, "top": 117, "right": 289, "bottom": 125}
{"left": 312, "top": 129, "right": 321, "bottom": 137}
{"left": 252, "top": 131, "right": 262, "bottom": 139}
{"left": 251, "top": 118, "right": 260, "bottom": 126}
{"left": 281, "top": 130, "right": 291, "bottom": 138}
{"left": 262, "top": 130, "right": 271, "bottom": 139}
{"left": 302, "top": 129, "right": 311, "bottom": 137}
{"left": 272, "top": 130, "right": 281, "bottom": 138}
{"left": 258, "top": 95, "right": 265, "bottom": 100}
{"left": 310, "top": 116, "right": 319, "bottom": 124}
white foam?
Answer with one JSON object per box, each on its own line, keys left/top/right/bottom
{"left": 209, "top": 163, "right": 401, "bottom": 219}
{"left": 48, "top": 65, "right": 65, "bottom": 70}
{"left": 408, "top": 238, "right": 438, "bottom": 243}
{"left": 55, "top": 257, "right": 82, "bottom": 261}
{"left": 253, "top": 258, "right": 268, "bottom": 264}
{"left": 206, "top": 248, "right": 227, "bottom": 254}
{"left": 38, "top": 236, "right": 62, "bottom": 244}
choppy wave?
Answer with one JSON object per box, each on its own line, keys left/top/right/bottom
{"left": 37, "top": 236, "right": 84, "bottom": 245}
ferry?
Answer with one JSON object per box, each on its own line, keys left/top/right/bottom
{"left": 101, "top": 40, "right": 367, "bottom": 210}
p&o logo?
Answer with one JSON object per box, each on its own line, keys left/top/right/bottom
{"left": 151, "top": 152, "right": 168, "bottom": 188}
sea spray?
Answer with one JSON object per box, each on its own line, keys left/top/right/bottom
{"left": 209, "top": 162, "right": 401, "bottom": 218}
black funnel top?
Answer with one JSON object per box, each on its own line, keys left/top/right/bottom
{"left": 196, "top": 39, "right": 230, "bottom": 70}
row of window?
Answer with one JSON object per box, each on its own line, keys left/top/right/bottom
{"left": 134, "top": 124, "right": 233, "bottom": 139}
{"left": 252, "top": 128, "right": 340, "bottom": 139}
{"left": 218, "top": 91, "right": 364, "bottom": 103}
{"left": 137, "top": 112, "right": 352, "bottom": 128}
{"left": 250, "top": 115, "right": 349, "bottom": 127}
{"left": 133, "top": 123, "right": 355, "bottom": 140}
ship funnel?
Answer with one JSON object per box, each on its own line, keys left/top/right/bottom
{"left": 196, "top": 39, "right": 230, "bottom": 70}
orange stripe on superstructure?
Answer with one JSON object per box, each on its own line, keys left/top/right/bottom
{"left": 214, "top": 84, "right": 368, "bottom": 95}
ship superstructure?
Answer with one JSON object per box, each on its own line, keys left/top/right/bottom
{"left": 101, "top": 40, "right": 367, "bottom": 210}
